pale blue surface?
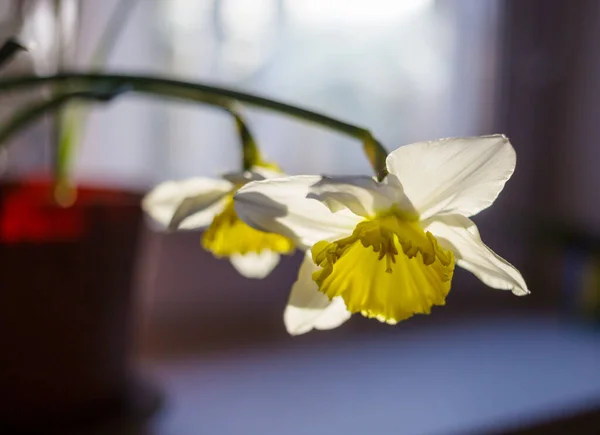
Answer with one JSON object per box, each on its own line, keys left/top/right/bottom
{"left": 144, "top": 316, "right": 600, "bottom": 435}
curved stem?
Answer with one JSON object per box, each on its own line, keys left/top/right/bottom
{"left": 55, "top": 0, "right": 142, "bottom": 197}
{"left": 0, "top": 90, "right": 124, "bottom": 146}
{"left": 227, "top": 109, "right": 262, "bottom": 171}
{"left": 0, "top": 73, "right": 365, "bottom": 135}
{"left": 0, "top": 73, "right": 389, "bottom": 179}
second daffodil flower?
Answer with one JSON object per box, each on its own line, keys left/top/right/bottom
{"left": 233, "top": 135, "right": 529, "bottom": 334}
{"left": 142, "top": 165, "right": 294, "bottom": 279}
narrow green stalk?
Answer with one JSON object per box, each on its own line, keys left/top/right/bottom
{"left": 55, "top": 0, "right": 141, "bottom": 202}
{"left": 228, "top": 110, "right": 262, "bottom": 171}
{"left": 363, "top": 135, "right": 389, "bottom": 181}
{"left": 0, "top": 73, "right": 389, "bottom": 179}
{"left": 52, "top": 0, "right": 67, "bottom": 199}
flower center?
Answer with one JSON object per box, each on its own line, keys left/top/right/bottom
{"left": 202, "top": 196, "right": 294, "bottom": 257}
{"left": 311, "top": 207, "right": 455, "bottom": 324}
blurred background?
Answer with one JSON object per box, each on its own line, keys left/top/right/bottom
{"left": 1, "top": 0, "right": 600, "bottom": 434}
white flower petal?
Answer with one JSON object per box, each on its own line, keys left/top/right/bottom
{"left": 230, "top": 251, "right": 280, "bottom": 279}
{"left": 424, "top": 214, "right": 529, "bottom": 296}
{"left": 307, "top": 176, "right": 413, "bottom": 217}
{"left": 284, "top": 251, "right": 352, "bottom": 335}
{"left": 234, "top": 176, "right": 361, "bottom": 249}
{"left": 142, "top": 177, "right": 233, "bottom": 230}
{"left": 386, "top": 135, "right": 516, "bottom": 219}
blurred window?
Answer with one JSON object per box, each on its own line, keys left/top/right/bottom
{"left": 74, "top": 0, "right": 502, "bottom": 186}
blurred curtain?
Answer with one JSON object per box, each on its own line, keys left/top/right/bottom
{"left": 495, "top": 0, "right": 600, "bottom": 307}
{"left": 74, "top": 0, "right": 503, "bottom": 186}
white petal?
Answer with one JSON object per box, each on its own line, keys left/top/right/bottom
{"left": 234, "top": 176, "right": 361, "bottom": 249}
{"left": 142, "top": 178, "right": 232, "bottom": 230}
{"left": 307, "top": 175, "right": 414, "bottom": 217}
{"left": 386, "top": 135, "right": 516, "bottom": 219}
{"left": 284, "top": 251, "right": 352, "bottom": 335}
{"left": 230, "top": 251, "right": 280, "bottom": 279}
{"left": 424, "top": 214, "right": 529, "bottom": 296}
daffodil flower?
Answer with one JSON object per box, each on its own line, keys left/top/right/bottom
{"left": 234, "top": 135, "right": 529, "bottom": 334}
{"left": 143, "top": 166, "right": 294, "bottom": 279}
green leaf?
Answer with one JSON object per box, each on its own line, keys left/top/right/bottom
{"left": 0, "top": 38, "right": 25, "bottom": 70}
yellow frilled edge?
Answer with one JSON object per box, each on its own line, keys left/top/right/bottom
{"left": 312, "top": 210, "right": 455, "bottom": 324}
{"left": 202, "top": 195, "right": 295, "bottom": 257}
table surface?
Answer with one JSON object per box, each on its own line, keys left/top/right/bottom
{"left": 140, "top": 315, "right": 600, "bottom": 435}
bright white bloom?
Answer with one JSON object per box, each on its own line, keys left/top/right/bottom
{"left": 143, "top": 166, "right": 294, "bottom": 279}
{"left": 234, "top": 135, "right": 529, "bottom": 334}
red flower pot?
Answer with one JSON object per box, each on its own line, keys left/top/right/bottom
{"left": 0, "top": 179, "right": 155, "bottom": 431}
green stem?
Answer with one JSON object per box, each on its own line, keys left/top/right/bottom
{"left": 56, "top": 0, "right": 141, "bottom": 201}
{"left": 227, "top": 109, "right": 262, "bottom": 171}
{"left": 0, "top": 90, "right": 124, "bottom": 146}
{"left": 0, "top": 73, "right": 389, "bottom": 179}
{"left": 52, "top": 0, "right": 67, "bottom": 202}
{"left": 2, "top": 87, "right": 264, "bottom": 175}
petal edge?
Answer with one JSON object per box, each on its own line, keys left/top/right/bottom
{"left": 284, "top": 252, "right": 352, "bottom": 335}
{"left": 234, "top": 176, "right": 360, "bottom": 249}
{"left": 142, "top": 177, "right": 232, "bottom": 230}
{"left": 424, "top": 214, "right": 529, "bottom": 296}
{"left": 386, "top": 135, "right": 516, "bottom": 219}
